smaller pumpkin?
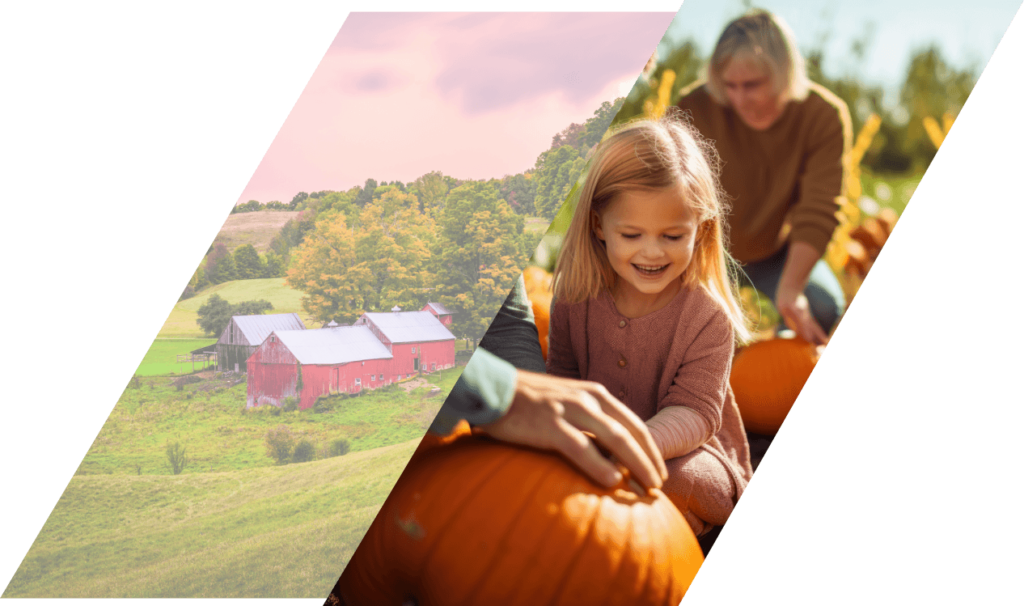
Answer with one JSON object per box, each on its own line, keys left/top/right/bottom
{"left": 730, "top": 337, "right": 821, "bottom": 435}
{"left": 844, "top": 239, "right": 871, "bottom": 279}
{"left": 876, "top": 207, "right": 898, "bottom": 238}
{"left": 522, "top": 266, "right": 554, "bottom": 360}
{"left": 849, "top": 218, "right": 888, "bottom": 258}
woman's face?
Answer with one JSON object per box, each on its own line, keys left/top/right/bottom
{"left": 721, "top": 56, "right": 786, "bottom": 130}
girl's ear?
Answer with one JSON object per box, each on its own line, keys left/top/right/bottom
{"left": 591, "top": 210, "right": 605, "bottom": 241}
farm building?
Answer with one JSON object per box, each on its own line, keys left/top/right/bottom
{"left": 247, "top": 311, "right": 455, "bottom": 410}
{"left": 217, "top": 313, "right": 305, "bottom": 373}
{"left": 422, "top": 302, "right": 453, "bottom": 326}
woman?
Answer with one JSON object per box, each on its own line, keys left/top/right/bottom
{"left": 676, "top": 9, "right": 852, "bottom": 345}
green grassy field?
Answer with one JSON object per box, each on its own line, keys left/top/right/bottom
{"left": 134, "top": 339, "right": 217, "bottom": 376}
{"left": 160, "top": 278, "right": 309, "bottom": 338}
{"left": 860, "top": 171, "right": 922, "bottom": 215}
{"left": 6, "top": 366, "right": 465, "bottom": 597}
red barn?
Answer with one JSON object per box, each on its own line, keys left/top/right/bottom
{"left": 355, "top": 310, "right": 456, "bottom": 375}
{"left": 247, "top": 310, "right": 455, "bottom": 410}
{"left": 422, "top": 302, "right": 453, "bottom": 327}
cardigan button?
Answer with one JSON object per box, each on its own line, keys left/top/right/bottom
{"left": 618, "top": 358, "right": 627, "bottom": 368}
{"left": 618, "top": 320, "right": 627, "bottom": 328}
{"left": 618, "top": 390, "right": 625, "bottom": 399}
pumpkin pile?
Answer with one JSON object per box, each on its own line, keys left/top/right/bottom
{"left": 843, "top": 207, "right": 899, "bottom": 281}
{"left": 730, "top": 337, "right": 821, "bottom": 435}
{"left": 522, "top": 266, "right": 554, "bottom": 360}
{"left": 336, "top": 428, "right": 704, "bottom": 606}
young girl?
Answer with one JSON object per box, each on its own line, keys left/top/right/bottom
{"left": 547, "top": 114, "right": 754, "bottom": 537}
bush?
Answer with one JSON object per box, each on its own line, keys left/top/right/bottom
{"left": 328, "top": 438, "right": 351, "bottom": 458}
{"left": 293, "top": 438, "right": 316, "bottom": 463}
{"left": 265, "top": 425, "right": 295, "bottom": 464}
{"left": 313, "top": 396, "right": 336, "bottom": 414}
{"left": 165, "top": 441, "right": 189, "bottom": 475}
{"left": 282, "top": 397, "right": 299, "bottom": 412}
{"left": 269, "top": 404, "right": 282, "bottom": 417}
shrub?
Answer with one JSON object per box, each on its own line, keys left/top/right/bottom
{"left": 329, "top": 438, "right": 351, "bottom": 458}
{"left": 165, "top": 441, "right": 189, "bottom": 475}
{"left": 269, "top": 404, "right": 282, "bottom": 417}
{"left": 265, "top": 425, "right": 295, "bottom": 464}
{"left": 293, "top": 438, "right": 316, "bottom": 463}
{"left": 282, "top": 397, "right": 299, "bottom": 412}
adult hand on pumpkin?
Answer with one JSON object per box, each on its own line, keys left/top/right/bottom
{"left": 478, "top": 370, "right": 668, "bottom": 492}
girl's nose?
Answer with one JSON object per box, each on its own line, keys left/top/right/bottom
{"left": 641, "top": 239, "right": 664, "bottom": 260}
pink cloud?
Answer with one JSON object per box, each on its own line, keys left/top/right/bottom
{"left": 238, "top": 12, "right": 673, "bottom": 204}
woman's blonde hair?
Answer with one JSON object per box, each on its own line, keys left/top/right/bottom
{"left": 705, "top": 9, "right": 809, "bottom": 105}
{"left": 552, "top": 112, "right": 751, "bottom": 343}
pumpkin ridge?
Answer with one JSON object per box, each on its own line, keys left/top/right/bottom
{"left": 457, "top": 454, "right": 563, "bottom": 606}
{"left": 599, "top": 495, "right": 635, "bottom": 606}
{"left": 412, "top": 440, "right": 519, "bottom": 578}
{"left": 546, "top": 498, "right": 602, "bottom": 606}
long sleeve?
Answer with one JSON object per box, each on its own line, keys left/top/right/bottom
{"left": 429, "top": 276, "right": 544, "bottom": 434}
{"left": 646, "top": 406, "right": 713, "bottom": 460}
{"left": 789, "top": 86, "right": 851, "bottom": 256}
{"left": 659, "top": 309, "right": 734, "bottom": 437}
{"left": 545, "top": 298, "right": 581, "bottom": 379}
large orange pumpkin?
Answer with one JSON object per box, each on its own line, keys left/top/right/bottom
{"left": 338, "top": 435, "right": 704, "bottom": 606}
{"left": 730, "top": 337, "right": 821, "bottom": 435}
{"left": 522, "top": 267, "right": 554, "bottom": 360}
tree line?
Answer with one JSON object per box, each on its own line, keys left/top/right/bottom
{"left": 181, "top": 101, "right": 628, "bottom": 345}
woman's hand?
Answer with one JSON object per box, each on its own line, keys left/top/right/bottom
{"left": 477, "top": 370, "right": 668, "bottom": 492}
{"left": 776, "top": 283, "right": 829, "bottom": 345}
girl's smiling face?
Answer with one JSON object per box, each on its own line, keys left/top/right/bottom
{"left": 593, "top": 184, "right": 699, "bottom": 312}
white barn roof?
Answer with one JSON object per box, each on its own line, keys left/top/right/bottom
{"left": 228, "top": 313, "right": 305, "bottom": 346}
{"left": 424, "top": 301, "right": 453, "bottom": 315}
{"left": 361, "top": 310, "right": 455, "bottom": 344}
{"left": 273, "top": 326, "right": 392, "bottom": 365}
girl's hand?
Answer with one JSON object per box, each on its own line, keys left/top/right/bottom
{"left": 477, "top": 370, "right": 668, "bottom": 492}
{"left": 776, "top": 284, "right": 829, "bottom": 346}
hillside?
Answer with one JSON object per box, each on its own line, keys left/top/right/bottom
{"left": 212, "top": 209, "right": 301, "bottom": 253}
{"left": 159, "top": 277, "right": 309, "bottom": 339}
{"left": 6, "top": 366, "right": 464, "bottom": 597}
{"left": 4, "top": 438, "right": 418, "bottom": 598}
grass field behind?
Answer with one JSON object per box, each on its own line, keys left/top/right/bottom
{"left": 6, "top": 364, "right": 464, "bottom": 597}
{"left": 212, "top": 210, "right": 301, "bottom": 253}
{"left": 135, "top": 339, "right": 218, "bottom": 376}
{"left": 159, "top": 278, "right": 309, "bottom": 339}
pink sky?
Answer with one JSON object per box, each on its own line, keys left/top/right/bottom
{"left": 238, "top": 13, "right": 674, "bottom": 204}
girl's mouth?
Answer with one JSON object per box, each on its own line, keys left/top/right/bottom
{"left": 632, "top": 263, "right": 669, "bottom": 277}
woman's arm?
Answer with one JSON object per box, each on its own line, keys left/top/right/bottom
{"left": 545, "top": 298, "right": 582, "bottom": 379}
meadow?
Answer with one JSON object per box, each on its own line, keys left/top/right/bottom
{"left": 159, "top": 277, "right": 309, "bottom": 339}
{"left": 5, "top": 366, "right": 463, "bottom": 597}
{"left": 213, "top": 209, "right": 301, "bottom": 252}
{"left": 134, "top": 338, "right": 217, "bottom": 376}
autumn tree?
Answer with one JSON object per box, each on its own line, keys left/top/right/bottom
{"left": 286, "top": 188, "right": 435, "bottom": 323}
{"left": 435, "top": 181, "right": 528, "bottom": 345}
{"left": 411, "top": 171, "right": 450, "bottom": 214}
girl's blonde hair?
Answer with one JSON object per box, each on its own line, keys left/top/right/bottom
{"left": 553, "top": 112, "right": 751, "bottom": 343}
{"left": 706, "top": 9, "right": 809, "bottom": 106}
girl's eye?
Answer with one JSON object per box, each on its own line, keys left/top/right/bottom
{"left": 621, "top": 233, "right": 640, "bottom": 240}
{"left": 663, "top": 235, "right": 684, "bottom": 242}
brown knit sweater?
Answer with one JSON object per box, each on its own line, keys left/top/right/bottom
{"left": 547, "top": 286, "right": 753, "bottom": 535}
{"left": 676, "top": 82, "right": 852, "bottom": 263}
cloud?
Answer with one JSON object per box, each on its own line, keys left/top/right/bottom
{"left": 431, "top": 13, "right": 669, "bottom": 114}
{"left": 347, "top": 70, "right": 399, "bottom": 93}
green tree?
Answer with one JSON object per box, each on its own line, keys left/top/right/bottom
{"left": 165, "top": 441, "right": 189, "bottom": 475}
{"left": 263, "top": 251, "right": 285, "bottom": 278}
{"left": 898, "top": 45, "right": 975, "bottom": 170}
{"left": 205, "top": 242, "right": 237, "bottom": 284}
{"left": 286, "top": 212, "right": 367, "bottom": 323}
{"left": 579, "top": 98, "right": 627, "bottom": 149}
{"left": 533, "top": 145, "right": 587, "bottom": 220}
{"left": 196, "top": 294, "right": 234, "bottom": 337}
{"left": 264, "top": 425, "right": 295, "bottom": 465}
{"left": 233, "top": 299, "right": 274, "bottom": 315}
{"left": 435, "top": 181, "right": 528, "bottom": 345}
{"left": 499, "top": 173, "right": 537, "bottom": 215}
{"left": 233, "top": 244, "right": 265, "bottom": 280}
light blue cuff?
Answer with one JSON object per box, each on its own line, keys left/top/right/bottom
{"left": 428, "top": 348, "right": 517, "bottom": 434}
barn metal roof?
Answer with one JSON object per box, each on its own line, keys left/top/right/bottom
{"left": 230, "top": 313, "right": 306, "bottom": 346}
{"left": 424, "top": 301, "right": 453, "bottom": 315}
{"left": 273, "top": 326, "right": 392, "bottom": 365}
{"left": 361, "top": 310, "right": 455, "bottom": 344}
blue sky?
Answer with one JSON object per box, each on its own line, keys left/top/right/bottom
{"left": 660, "top": 0, "right": 1021, "bottom": 104}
